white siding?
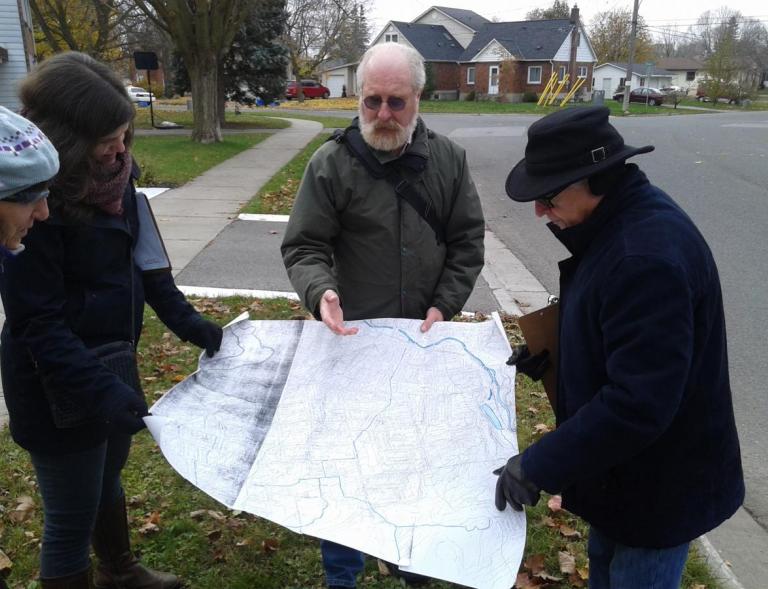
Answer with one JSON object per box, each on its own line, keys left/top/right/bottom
{"left": 472, "top": 40, "right": 512, "bottom": 63}
{"left": 553, "top": 26, "right": 596, "bottom": 62}
{"left": 0, "top": 0, "right": 32, "bottom": 110}
{"left": 371, "top": 25, "right": 417, "bottom": 51}
{"left": 413, "top": 8, "right": 475, "bottom": 48}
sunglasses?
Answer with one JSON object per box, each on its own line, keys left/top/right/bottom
{"left": 3, "top": 186, "right": 50, "bottom": 205}
{"left": 363, "top": 95, "right": 407, "bottom": 112}
{"left": 535, "top": 193, "right": 557, "bottom": 208}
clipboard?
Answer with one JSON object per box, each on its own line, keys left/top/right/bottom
{"left": 517, "top": 303, "right": 559, "bottom": 411}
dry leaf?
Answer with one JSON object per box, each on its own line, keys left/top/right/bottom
{"left": 189, "top": 510, "right": 207, "bottom": 519}
{"left": 147, "top": 511, "right": 161, "bottom": 525}
{"left": 533, "top": 423, "right": 552, "bottom": 435}
{"left": 9, "top": 496, "right": 34, "bottom": 523}
{"left": 569, "top": 572, "right": 586, "bottom": 587}
{"left": 207, "top": 530, "right": 222, "bottom": 542}
{"left": 558, "top": 551, "right": 576, "bottom": 574}
{"left": 547, "top": 495, "right": 562, "bottom": 512}
{"left": 138, "top": 521, "right": 159, "bottom": 535}
{"left": 0, "top": 549, "right": 12, "bottom": 572}
{"left": 514, "top": 572, "right": 539, "bottom": 589}
{"left": 171, "top": 374, "right": 185, "bottom": 383}
{"left": 558, "top": 524, "right": 582, "bottom": 538}
{"left": 690, "top": 585, "right": 705, "bottom": 589}
{"left": 523, "top": 553, "right": 546, "bottom": 574}
{"left": 539, "top": 516, "right": 558, "bottom": 528}
{"left": 207, "top": 510, "right": 226, "bottom": 521}
{"left": 534, "top": 571, "right": 562, "bottom": 581}
{"left": 377, "top": 559, "right": 390, "bottom": 575}
{"left": 262, "top": 537, "right": 280, "bottom": 553}
{"left": 235, "top": 538, "right": 252, "bottom": 547}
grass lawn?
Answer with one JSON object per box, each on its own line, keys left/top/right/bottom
{"left": 271, "top": 96, "right": 698, "bottom": 117}
{"left": 241, "top": 133, "right": 331, "bottom": 215}
{"left": 675, "top": 98, "right": 768, "bottom": 111}
{"left": 132, "top": 108, "right": 291, "bottom": 131}
{"left": 132, "top": 134, "right": 269, "bottom": 187}
{"left": 0, "top": 299, "right": 720, "bottom": 589}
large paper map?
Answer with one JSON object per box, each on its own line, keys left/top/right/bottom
{"left": 146, "top": 314, "right": 524, "bottom": 589}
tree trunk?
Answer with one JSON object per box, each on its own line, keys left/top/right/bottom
{"left": 217, "top": 61, "right": 226, "bottom": 128}
{"left": 188, "top": 54, "right": 222, "bottom": 143}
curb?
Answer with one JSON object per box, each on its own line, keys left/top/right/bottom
{"left": 694, "top": 535, "right": 745, "bottom": 589}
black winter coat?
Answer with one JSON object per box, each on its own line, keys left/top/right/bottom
{"left": 0, "top": 175, "right": 207, "bottom": 454}
{"left": 521, "top": 165, "right": 744, "bottom": 548}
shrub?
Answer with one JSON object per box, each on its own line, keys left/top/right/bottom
{"left": 465, "top": 90, "right": 476, "bottom": 101}
{"left": 523, "top": 91, "right": 538, "bottom": 103}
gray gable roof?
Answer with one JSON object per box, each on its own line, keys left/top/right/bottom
{"left": 431, "top": 6, "right": 490, "bottom": 30}
{"left": 459, "top": 19, "right": 573, "bottom": 61}
{"left": 391, "top": 22, "right": 464, "bottom": 61}
{"left": 599, "top": 62, "right": 673, "bottom": 77}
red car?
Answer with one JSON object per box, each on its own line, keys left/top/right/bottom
{"left": 285, "top": 80, "right": 330, "bottom": 100}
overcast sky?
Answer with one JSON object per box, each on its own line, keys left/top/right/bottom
{"left": 369, "top": 0, "right": 768, "bottom": 40}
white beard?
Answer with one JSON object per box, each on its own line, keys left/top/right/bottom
{"left": 359, "top": 109, "right": 418, "bottom": 152}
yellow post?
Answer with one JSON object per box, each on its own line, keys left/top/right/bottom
{"left": 537, "top": 72, "right": 559, "bottom": 106}
{"left": 560, "top": 77, "right": 586, "bottom": 106}
{"left": 547, "top": 74, "right": 569, "bottom": 105}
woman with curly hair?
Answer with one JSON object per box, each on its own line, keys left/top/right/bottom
{"left": 0, "top": 51, "right": 223, "bottom": 589}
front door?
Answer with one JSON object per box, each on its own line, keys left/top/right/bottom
{"left": 488, "top": 66, "right": 499, "bottom": 95}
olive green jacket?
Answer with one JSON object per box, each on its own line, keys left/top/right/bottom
{"left": 281, "top": 118, "right": 485, "bottom": 321}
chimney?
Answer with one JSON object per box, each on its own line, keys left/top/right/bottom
{"left": 570, "top": 4, "right": 580, "bottom": 25}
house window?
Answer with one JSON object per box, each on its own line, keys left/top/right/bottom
{"left": 619, "top": 77, "right": 626, "bottom": 87}
{"left": 558, "top": 66, "right": 567, "bottom": 80}
{"left": 385, "top": 34, "right": 398, "bottom": 43}
{"left": 467, "top": 67, "right": 475, "bottom": 85}
{"left": 528, "top": 66, "right": 542, "bottom": 84}
{"left": 686, "top": 71, "right": 695, "bottom": 81}
{"left": 578, "top": 66, "right": 588, "bottom": 78}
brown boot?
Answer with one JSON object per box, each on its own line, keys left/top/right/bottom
{"left": 40, "top": 566, "right": 94, "bottom": 588}
{"left": 91, "top": 495, "right": 181, "bottom": 589}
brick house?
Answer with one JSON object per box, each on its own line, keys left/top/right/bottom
{"left": 365, "top": 5, "right": 597, "bottom": 102}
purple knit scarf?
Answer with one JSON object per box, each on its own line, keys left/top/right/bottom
{"left": 85, "top": 151, "right": 132, "bottom": 216}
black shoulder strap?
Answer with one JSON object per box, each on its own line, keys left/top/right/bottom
{"left": 330, "top": 123, "right": 445, "bottom": 244}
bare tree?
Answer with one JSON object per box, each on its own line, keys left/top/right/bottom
{"left": 133, "top": 0, "right": 252, "bottom": 143}
{"left": 589, "top": 8, "right": 655, "bottom": 64}
{"left": 283, "top": 0, "right": 362, "bottom": 100}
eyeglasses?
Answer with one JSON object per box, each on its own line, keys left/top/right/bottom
{"left": 536, "top": 193, "right": 557, "bottom": 209}
{"left": 363, "top": 95, "right": 407, "bottom": 112}
{"left": 3, "top": 186, "right": 50, "bottom": 205}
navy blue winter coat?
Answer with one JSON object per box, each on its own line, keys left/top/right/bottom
{"left": 521, "top": 165, "right": 744, "bottom": 548}
{"left": 0, "top": 173, "right": 207, "bottom": 454}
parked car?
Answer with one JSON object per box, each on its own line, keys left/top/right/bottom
{"left": 660, "top": 85, "right": 685, "bottom": 94}
{"left": 696, "top": 83, "right": 750, "bottom": 105}
{"left": 285, "top": 80, "right": 330, "bottom": 100}
{"left": 125, "top": 85, "right": 155, "bottom": 103}
{"left": 612, "top": 87, "right": 665, "bottom": 106}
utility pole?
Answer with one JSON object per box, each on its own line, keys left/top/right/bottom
{"left": 622, "top": 0, "right": 640, "bottom": 112}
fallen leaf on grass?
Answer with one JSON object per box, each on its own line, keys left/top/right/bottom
{"left": 9, "top": 496, "right": 34, "bottom": 523}
{"left": 515, "top": 572, "right": 539, "bottom": 588}
{"left": 558, "top": 551, "right": 576, "bottom": 574}
{"left": 534, "top": 571, "right": 562, "bottom": 582}
{"left": 558, "top": 524, "right": 582, "bottom": 538}
{"left": 262, "top": 538, "right": 280, "bottom": 553}
{"left": 533, "top": 423, "right": 552, "bottom": 435}
{"left": 539, "top": 516, "right": 558, "bottom": 528}
{"left": 547, "top": 495, "right": 562, "bottom": 512}
{"left": 0, "top": 549, "right": 12, "bottom": 572}
{"left": 377, "top": 559, "right": 390, "bottom": 575}
{"left": 171, "top": 374, "right": 185, "bottom": 383}
{"left": 139, "top": 511, "right": 161, "bottom": 535}
{"left": 207, "top": 529, "right": 222, "bottom": 542}
{"left": 523, "top": 553, "right": 546, "bottom": 574}
{"left": 235, "top": 538, "right": 252, "bottom": 547}
{"left": 690, "top": 585, "right": 706, "bottom": 589}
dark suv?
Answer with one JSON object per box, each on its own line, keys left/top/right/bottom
{"left": 285, "top": 80, "right": 330, "bottom": 100}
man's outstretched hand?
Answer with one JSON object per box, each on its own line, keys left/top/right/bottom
{"left": 319, "top": 290, "right": 359, "bottom": 336}
{"left": 420, "top": 307, "right": 444, "bottom": 332}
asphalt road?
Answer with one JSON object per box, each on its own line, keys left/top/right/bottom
{"left": 421, "top": 109, "right": 768, "bottom": 533}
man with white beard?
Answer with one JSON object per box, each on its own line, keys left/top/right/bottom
{"left": 281, "top": 42, "right": 485, "bottom": 588}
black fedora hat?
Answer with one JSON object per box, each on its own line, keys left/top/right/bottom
{"left": 505, "top": 106, "right": 654, "bottom": 202}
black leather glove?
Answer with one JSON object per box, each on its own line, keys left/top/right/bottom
{"left": 507, "top": 344, "right": 550, "bottom": 381}
{"left": 101, "top": 387, "right": 149, "bottom": 435}
{"left": 494, "top": 454, "right": 541, "bottom": 511}
{"left": 187, "top": 319, "right": 223, "bottom": 358}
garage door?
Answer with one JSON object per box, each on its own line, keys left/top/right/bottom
{"left": 326, "top": 74, "right": 346, "bottom": 98}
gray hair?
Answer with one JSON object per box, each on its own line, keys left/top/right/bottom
{"left": 356, "top": 43, "right": 426, "bottom": 94}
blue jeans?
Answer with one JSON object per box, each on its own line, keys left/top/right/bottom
{"left": 321, "top": 541, "right": 365, "bottom": 588}
{"left": 588, "top": 527, "right": 689, "bottom": 589}
{"left": 30, "top": 433, "right": 132, "bottom": 579}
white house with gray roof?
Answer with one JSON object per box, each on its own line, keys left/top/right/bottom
{"left": 0, "top": 0, "right": 36, "bottom": 110}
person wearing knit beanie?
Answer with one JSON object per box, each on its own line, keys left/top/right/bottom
{"left": 0, "top": 106, "right": 58, "bottom": 253}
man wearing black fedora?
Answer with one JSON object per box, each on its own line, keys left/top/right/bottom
{"left": 495, "top": 106, "right": 744, "bottom": 588}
